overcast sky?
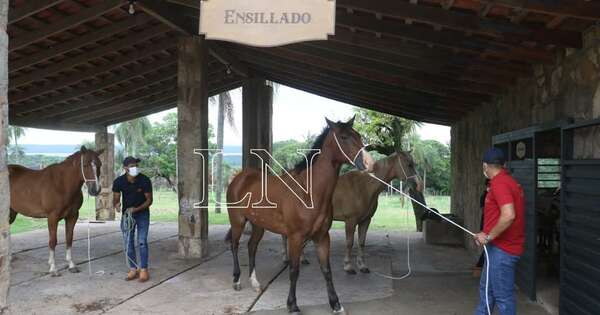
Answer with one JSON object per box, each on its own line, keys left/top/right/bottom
{"left": 18, "top": 85, "right": 450, "bottom": 146}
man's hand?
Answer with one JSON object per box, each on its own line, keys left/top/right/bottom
{"left": 114, "top": 203, "right": 122, "bottom": 213}
{"left": 474, "top": 232, "right": 490, "bottom": 246}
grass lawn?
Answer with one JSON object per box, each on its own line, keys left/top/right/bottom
{"left": 10, "top": 190, "right": 451, "bottom": 235}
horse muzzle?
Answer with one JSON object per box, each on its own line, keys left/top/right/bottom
{"left": 354, "top": 151, "right": 374, "bottom": 172}
{"left": 86, "top": 182, "right": 101, "bottom": 196}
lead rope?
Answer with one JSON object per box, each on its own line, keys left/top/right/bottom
{"left": 122, "top": 209, "right": 140, "bottom": 269}
{"left": 332, "top": 133, "right": 492, "bottom": 315}
{"left": 80, "top": 154, "right": 99, "bottom": 277}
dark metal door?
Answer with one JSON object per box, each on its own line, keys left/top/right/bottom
{"left": 560, "top": 120, "right": 600, "bottom": 315}
{"left": 508, "top": 159, "right": 537, "bottom": 301}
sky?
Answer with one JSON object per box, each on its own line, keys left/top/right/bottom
{"left": 18, "top": 85, "right": 450, "bottom": 146}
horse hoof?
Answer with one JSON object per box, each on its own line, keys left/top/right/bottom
{"left": 359, "top": 267, "right": 370, "bottom": 274}
{"left": 301, "top": 258, "right": 310, "bottom": 265}
{"left": 50, "top": 271, "right": 61, "bottom": 277}
{"left": 332, "top": 306, "right": 347, "bottom": 315}
{"left": 345, "top": 269, "right": 357, "bottom": 275}
{"left": 233, "top": 282, "right": 242, "bottom": 291}
{"left": 68, "top": 267, "right": 80, "bottom": 273}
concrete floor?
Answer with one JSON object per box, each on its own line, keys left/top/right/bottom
{"left": 8, "top": 222, "right": 552, "bottom": 315}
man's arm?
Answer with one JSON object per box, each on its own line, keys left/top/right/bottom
{"left": 113, "top": 192, "right": 121, "bottom": 211}
{"left": 475, "top": 203, "right": 515, "bottom": 246}
{"left": 132, "top": 192, "right": 153, "bottom": 213}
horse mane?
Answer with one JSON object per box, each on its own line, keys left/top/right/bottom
{"left": 293, "top": 126, "right": 330, "bottom": 173}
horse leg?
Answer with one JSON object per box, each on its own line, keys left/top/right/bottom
{"left": 47, "top": 217, "right": 59, "bottom": 276}
{"left": 343, "top": 221, "right": 357, "bottom": 274}
{"left": 300, "top": 242, "right": 310, "bottom": 265}
{"left": 65, "top": 212, "right": 80, "bottom": 273}
{"left": 9, "top": 208, "right": 17, "bottom": 224}
{"left": 356, "top": 218, "right": 372, "bottom": 273}
{"left": 287, "top": 235, "right": 303, "bottom": 314}
{"left": 230, "top": 218, "right": 245, "bottom": 291}
{"left": 314, "top": 232, "right": 345, "bottom": 315}
{"left": 281, "top": 235, "right": 289, "bottom": 263}
{"left": 248, "top": 224, "right": 265, "bottom": 293}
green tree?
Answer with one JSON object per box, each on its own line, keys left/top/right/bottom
{"left": 115, "top": 117, "right": 151, "bottom": 156}
{"left": 7, "top": 126, "right": 26, "bottom": 163}
{"left": 353, "top": 109, "right": 421, "bottom": 154}
{"left": 212, "top": 92, "right": 235, "bottom": 213}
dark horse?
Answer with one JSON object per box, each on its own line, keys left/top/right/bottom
{"left": 227, "top": 117, "right": 374, "bottom": 314}
{"left": 9, "top": 146, "right": 103, "bottom": 276}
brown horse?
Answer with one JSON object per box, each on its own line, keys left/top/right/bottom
{"left": 332, "top": 151, "right": 422, "bottom": 274}
{"left": 9, "top": 146, "right": 103, "bottom": 276}
{"left": 227, "top": 117, "right": 373, "bottom": 315}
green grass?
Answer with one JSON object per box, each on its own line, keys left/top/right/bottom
{"left": 10, "top": 190, "right": 451, "bottom": 234}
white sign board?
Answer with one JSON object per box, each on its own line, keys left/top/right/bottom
{"left": 199, "top": 0, "right": 336, "bottom": 47}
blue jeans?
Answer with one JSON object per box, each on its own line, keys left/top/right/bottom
{"left": 474, "top": 244, "right": 520, "bottom": 315}
{"left": 121, "top": 210, "right": 150, "bottom": 269}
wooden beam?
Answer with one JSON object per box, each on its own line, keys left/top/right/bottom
{"left": 8, "top": 0, "right": 66, "bottom": 24}
{"left": 236, "top": 50, "right": 484, "bottom": 108}
{"left": 336, "top": 0, "right": 582, "bottom": 48}
{"left": 479, "top": 2, "right": 494, "bottom": 17}
{"left": 98, "top": 78, "right": 244, "bottom": 126}
{"left": 11, "top": 58, "right": 177, "bottom": 116}
{"left": 510, "top": 8, "right": 529, "bottom": 24}
{"left": 442, "top": 0, "right": 455, "bottom": 10}
{"left": 336, "top": 12, "right": 559, "bottom": 63}
{"left": 9, "top": 0, "right": 124, "bottom": 51}
{"left": 9, "top": 119, "right": 105, "bottom": 132}
{"left": 245, "top": 46, "right": 500, "bottom": 97}
{"left": 546, "top": 16, "right": 566, "bottom": 29}
{"left": 137, "top": 0, "right": 249, "bottom": 77}
{"left": 330, "top": 27, "right": 531, "bottom": 78}
{"left": 10, "top": 15, "right": 152, "bottom": 73}
{"left": 10, "top": 24, "right": 170, "bottom": 88}
{"left": 10, "top": 37, "right": 176, "bottom": 104}
{"left": 476, "top": 0, "right": 600, "bottom": 20}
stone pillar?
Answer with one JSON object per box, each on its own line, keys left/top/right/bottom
{"left": 242, "top": 77, "right": 273, "bottom": 169}
{"left": 95, "top": 129, "right": 115, "bottom": 221}
{"left": 0, "top": 1, "right": 10, "bottom": 311}
{"left": 177, "top": 36, "right": 209, "bottom": 258}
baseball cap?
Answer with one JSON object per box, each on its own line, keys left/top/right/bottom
{"left": 122, "top": 156, "right": 141, "bottom": 166}
{"left": 482, "top": 147, "right": 506, "bottom": 165}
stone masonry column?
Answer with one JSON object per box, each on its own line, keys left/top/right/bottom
{"left": 177, "top": 36, "right": 209, "bottom": 258}
{"left": 95, "top": 128, "right": 115, "bottom": 221}
{"left": 242, "top": 77, "right": 273, "bottom": 169}
{"left": 0, "top": 1, "right": 10, "bottom": 311}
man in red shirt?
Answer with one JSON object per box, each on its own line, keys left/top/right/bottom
{"left": 473, "top": 147, "right": 525, "bottom": 315}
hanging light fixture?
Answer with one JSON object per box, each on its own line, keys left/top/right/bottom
{"left": 128, "top": 0, "right": 136, "bottom": 15}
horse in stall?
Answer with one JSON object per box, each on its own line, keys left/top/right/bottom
{"left": 283, "top": 151, "right": 424, "bottom": 274}
{"left": 9, "top": 146, "right": 103, "bottom": 276}
{"left": 226, "top": 117, "right": 374, "bottom": 315}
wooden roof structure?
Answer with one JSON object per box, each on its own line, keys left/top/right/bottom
{"left": 7, "top": 0, "right": 600, "bottom": 130}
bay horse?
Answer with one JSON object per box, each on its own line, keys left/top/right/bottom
{"left": 9, "top": 146, "right": 103, "bottom": 276}
{"left": 227, "top": 117, "right": 374, "bottom": 315}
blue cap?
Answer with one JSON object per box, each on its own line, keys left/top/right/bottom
{"left": 482, "top": 147, "right": 505, "bottom": 165}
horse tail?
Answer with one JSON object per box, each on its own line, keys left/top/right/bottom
{"left": 224, "top": 227, "right": 232, "bottom": 243}
{"left": 9, "top": 208, "right": 17, "bottom": 225}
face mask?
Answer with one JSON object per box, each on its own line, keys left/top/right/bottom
{"left": 128, "top": 166, "right": 139, "bottom": 177}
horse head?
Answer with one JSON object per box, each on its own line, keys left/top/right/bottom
{"left": 79, "top": 146, "right": 104, "bottom": 196}
{"left": 393, "top": 150, "right": 423, "bottom": 193}
{"left": 326, "top": 116, "right": 374, "bottom": 172}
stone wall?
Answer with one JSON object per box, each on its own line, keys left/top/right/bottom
{"left": 451, "top": 26, "right": 600, "bottom": 256}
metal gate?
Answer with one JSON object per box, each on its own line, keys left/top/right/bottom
{"left": 560, "top": 119, "right": 600, "bottom": 315}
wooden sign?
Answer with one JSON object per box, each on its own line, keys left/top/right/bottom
{"left": 199, "top": 0, "right": 336, "bottom": 47}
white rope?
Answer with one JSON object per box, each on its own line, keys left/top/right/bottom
{"left": 122, "top": 209, "right": 140, "bottom": 269}
{"left": 332, "top": 132, "right": 492, "bottom": 315}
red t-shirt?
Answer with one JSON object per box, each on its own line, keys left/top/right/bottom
{"left": 483, "top": 169, "right": 526, "bottom": 256}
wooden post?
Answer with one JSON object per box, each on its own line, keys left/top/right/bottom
{"left": 95, "top": 128, "right": 115, "bottom": 220}
{"left": 177, "top": 36, "right": 209, "bottom": 258}
{"left": 242, "top": 77, "right": 273, "bottom": 169}
{"left": 0, "top": 1, "right": 10, "bottom": 311}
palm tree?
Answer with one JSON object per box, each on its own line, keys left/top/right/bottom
{"left": 115, "top": 117, "right": 151, "bottom": 156}
{"left": 8, "top": 126, "right": 26, "bottom": 163}
{"left": 212, "top": 91, "right": 235, "bottom": 213}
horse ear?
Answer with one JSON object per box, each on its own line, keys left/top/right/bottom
{"left": 80, "top": 145, "right": 87, "bottom": 152}
{"left": 346, "top": 115, "right": 356, "bottom": 127}
{"left": 325, "top": 117, "right": 335, "bottom": 128}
